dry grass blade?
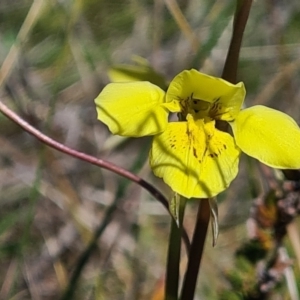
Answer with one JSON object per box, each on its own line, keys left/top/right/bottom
{"left": 253, "top": 57, "right": 300, "bottom": 105}
{"left": 0, "top": 0, "right": 46, "bottom": 87}
{"left": 287, "top": 222, "right": 300, "bottom": 272}
{"left": 164, "top": 0, "right": 199, "bottom": 53}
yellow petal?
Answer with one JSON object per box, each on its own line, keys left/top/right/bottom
{"left": 230, "top": 105, "right": 300, "bottom": 168}
{"left": 150, "top": 117, "right": 206, "bottom": 198}
{"left": 150, "top": 115, "right": 240, "bottom": 198}
{"left": 95, "top": 82, "right": 168, "bottom": 137}
{"left": 166, "top": 69, "right": 246, "bottom": 121}
{"left": 199, "top": 121, "right": 241, "bottom": 196}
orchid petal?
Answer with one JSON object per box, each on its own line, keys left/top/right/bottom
{"left": 150, "top": 116, "right": 240, "bottom": 198}
{"left": 166, "top": 69, "right": 245, "bottom": 121}
{"left": 95, "top": 82, "right": 168, "bottom": 137}
{"left": 231, "top": 105, "right": 300, "bottom": 168}
{"left": 199, "top": 121, "right": 241, "bottom": 196}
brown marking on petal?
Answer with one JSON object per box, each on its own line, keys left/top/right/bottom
{"left": 223, "top": 144, "right": 227, "bottom": 150}
{"left": 193, "top": 147, "right": 198, "bottom": 158}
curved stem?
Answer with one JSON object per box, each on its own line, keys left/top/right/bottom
{"left": 0, "top": 100, "right": 166, "bottom": 205}
{"left": 0, "top": 99, "right": 191, "bottom": 250}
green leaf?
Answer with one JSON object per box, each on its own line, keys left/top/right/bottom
{"left": 209, "top": 197, "right": 219, "bottom": 247}
{"left": 108, "top": 56, "right": 167, "bottom": 90}
{"left": 169, "top": 192, "right": 181, "bottom": 224}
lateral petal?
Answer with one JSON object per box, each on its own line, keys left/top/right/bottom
{"left": 95, "top": 82, "right": 168, "bottom": 137}
{"left": 230, "top": 105, "right": 300, "bottom": 168}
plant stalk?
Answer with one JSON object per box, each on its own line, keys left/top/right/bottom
{"left": 180, "top": 199, "right": 210, "bottom": 300}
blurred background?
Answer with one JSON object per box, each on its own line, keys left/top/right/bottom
{"left": 0, "top": 0, "right": 300, "bottom": 299}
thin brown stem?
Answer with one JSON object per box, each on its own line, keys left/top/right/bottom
{"left": 0, "top": 99, "right": 191, "bottom": 250}
{"left": 180, "top": 199, "right": 210, "bottom": 300}
{"left": 0, "top": 100, "right": 145, "bottom": 189}
{"left": 222, "top": 0, "right": 253, "bottom": 83}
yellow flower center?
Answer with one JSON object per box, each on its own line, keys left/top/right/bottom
{"left": 178, "top": 93, "right": 229, "bottom": 127}
{"left": 179, "top": 93, "right": 210, "bottom": 120}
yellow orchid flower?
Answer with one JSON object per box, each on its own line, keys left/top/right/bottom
{"left": 95, "top": 69, "right": 300, "bottom": 199}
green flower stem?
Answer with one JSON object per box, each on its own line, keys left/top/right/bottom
{"left": 0, "top": 99, "right": 191, "bottom": 249}
{"left": 165, "top": 197, "right": 187, "bottom": 300}
{"left": 180, "top": 199, "right": 210, "bottom": 300}
{"left": 222, "top": 0, "right": 253, "bottom": 83}
{"left": 165, "top": 219, "right": 182, "bottom": 300}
